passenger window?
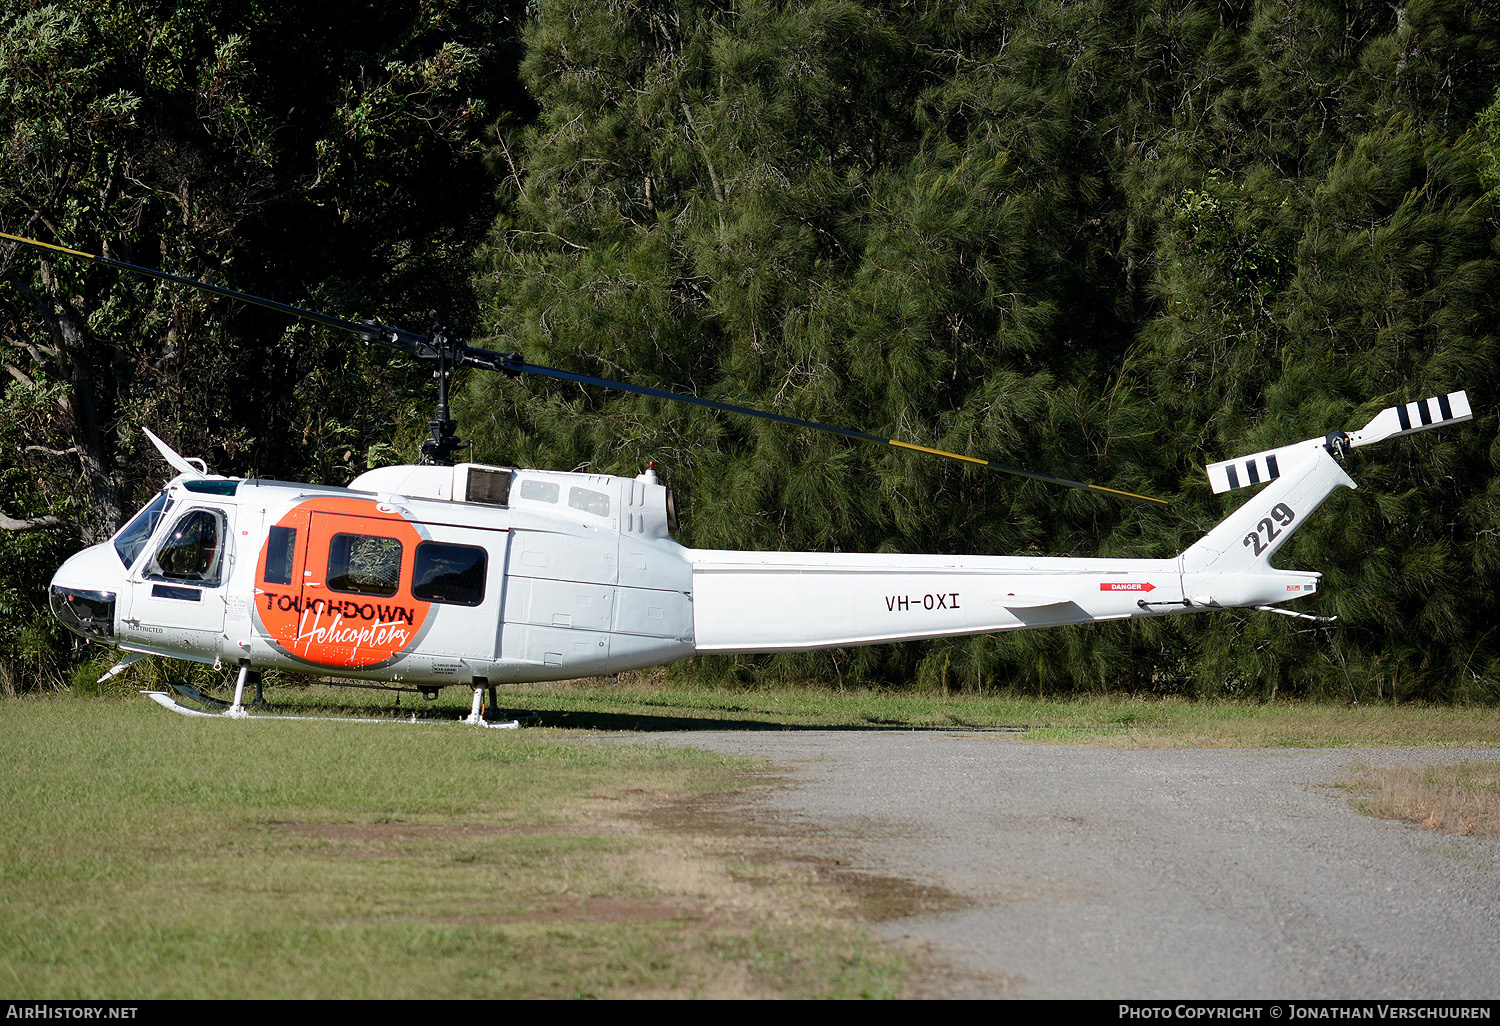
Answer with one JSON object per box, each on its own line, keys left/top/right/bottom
{"left": 412, "top": 542, "right": 487, "bottom": 606}
{"left": 569, "top": 487, "right": 610, "bottom": 516}
{"left": 147, "top": 509, "right": 227, "bottom": 585}
{"left": 327, "top": 534, "right": 402, "bottom": 596}
{"left": 264, "top": 526, "right": 297, "bottom": 585}
{"left": 519, "top": 479, "right": 559, "bottom": 503}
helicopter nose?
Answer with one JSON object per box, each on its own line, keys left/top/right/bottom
{"left": 49, "top": 585, "right": 116, "bottom": 641}
{"left": 49, "top": 543, "right": 125, "bottom": 641}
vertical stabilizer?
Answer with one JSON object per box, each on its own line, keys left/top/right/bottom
{"left": 1181, "top": 446, "right": 1355, "bottom": 574}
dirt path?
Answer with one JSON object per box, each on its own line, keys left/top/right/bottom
{"left": 633, "top": 731, "right": 1500, "bottom": 999}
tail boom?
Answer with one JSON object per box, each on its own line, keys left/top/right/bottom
{"left": 687, "top": 551, "right": 1187, "bottom": 653}
{"left": 687, "top": 390, "right": 1470, "bottom": 653}
{"left": 688, "top": 444, "right": 1355, "bottom": 653}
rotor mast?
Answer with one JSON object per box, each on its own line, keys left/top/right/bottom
{"left": 423, "top": 317, "right": 464, "bottom": 466}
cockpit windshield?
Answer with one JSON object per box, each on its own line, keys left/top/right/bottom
{"left": 112, "top": 491, "right": 173, "bottom": 569}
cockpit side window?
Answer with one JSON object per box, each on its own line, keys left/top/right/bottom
{"left": 113, "top": 491, "right": 174, "bottom": 569}
{"left": 146, "top": 508, "right": 228, "bottom": 585}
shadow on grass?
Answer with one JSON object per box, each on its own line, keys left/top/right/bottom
{"left": 507, "top": 708, "right": 1003, "bottom": 733}
{"left": 158, "top": 684, "right": 1024, "bottom": 734}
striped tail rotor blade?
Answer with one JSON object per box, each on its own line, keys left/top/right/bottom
{"left": 1349, "top": 391, "right": 1472, "bottom": 449}
{"left": 1203, "top": 389, "right": 1475, "bottom": 495}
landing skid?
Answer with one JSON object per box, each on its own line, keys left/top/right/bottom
{"left": 142, "top": 667, "right": 523, "bottom": 728}
{"left": 167, "top": 679, "right": 263, "bottom": 711}
{"left": 141, "top": 689, "right": 519, "bottom": 726}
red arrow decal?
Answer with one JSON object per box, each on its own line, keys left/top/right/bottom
{"left": 1101, "top": 582, "right": 1156, "bottom": 592}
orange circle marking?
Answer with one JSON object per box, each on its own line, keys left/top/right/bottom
{"left": 255, "top": 496, "right": 432, "bottom": 668}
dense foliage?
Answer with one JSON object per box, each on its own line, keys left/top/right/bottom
{"left": 5, "top": 0, "right": 1499, "bottom": 701}
{"left": 0, "top": 0, "right": 524, "bottom": 688}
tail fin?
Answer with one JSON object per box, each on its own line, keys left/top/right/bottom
{"left": 1181, "top": 445, "right": 1354, "bottom": 573}
{"left": 1183, "top": 389, "right": 1473, "bottom": 574}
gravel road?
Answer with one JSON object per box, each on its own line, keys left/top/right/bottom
{"left": 632, "top": 731, "right": 1500, "bottom": 999}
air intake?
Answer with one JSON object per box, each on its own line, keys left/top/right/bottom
{"left": 465, "top": 467, "right": 511, "bottom": 506}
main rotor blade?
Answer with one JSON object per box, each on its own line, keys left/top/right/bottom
{"left": 0, "top": 230, "right": 431, "bottom": 355}
{"left": 463, "top": 349, "right": 1169, "bottom": 507}
{"left": 3, "top": 229, "right": 1168, "bottom": 506}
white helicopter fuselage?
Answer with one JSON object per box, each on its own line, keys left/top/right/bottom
{"left": 49, "top": 441, "right": 1361, "bottom": 689}
{"left": 12, "top": 224, "right": 1469, "bottom": 704}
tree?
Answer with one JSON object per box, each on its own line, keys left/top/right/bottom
{"left": 472, "top": 0, "right": 1500, "bottom": 699}
{"left": 0, "top": 0, "right": 526, "bottom": 689}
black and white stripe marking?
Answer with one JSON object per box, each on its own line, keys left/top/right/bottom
{"left": 1222, "top": 453, "right": 1281, "bottom": 492}
{"left": 1351, "top": 390, "right": 1471, "bottom": 449}
{"left": 1395, "top": 394, "right": 1452, "bottom": 432}
{"left": 1206, "top": 389, "right": 1473, "bottom": 494}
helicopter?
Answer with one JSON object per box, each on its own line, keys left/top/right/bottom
{"left": 8, "top": 232, "right": 1474, "bottom": 725}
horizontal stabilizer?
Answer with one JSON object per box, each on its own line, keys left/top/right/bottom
{"left": 998, "top": 592, "right": 1071, "bottom": 609}
{"left": 1204, "top": 390, "right": 1473, "bottom": 495}
{"left": 1205, "top": 439, "right": 1325, "bottom": 495}
{"left": 1349, "top": 391, "right": 1471, "bottom": 449}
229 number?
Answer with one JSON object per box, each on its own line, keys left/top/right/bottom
{"left": 1243, "top": 502, "right": 1296, "bottom": 556}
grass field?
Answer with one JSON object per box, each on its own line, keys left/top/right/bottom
{"left": 3, "top": 678, "right": 1497, "bottom": 998}
{"left": 118, "top": 667, "right": 1500, "bottom": 747}
{"left": 0, "top": 693, "right": 910, "bottom": 999}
